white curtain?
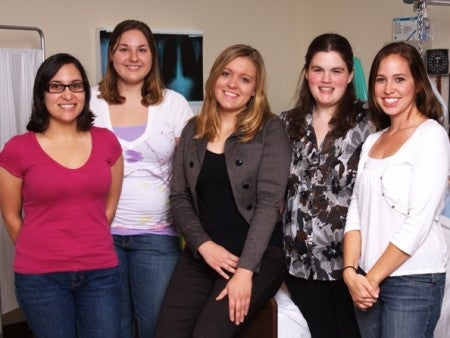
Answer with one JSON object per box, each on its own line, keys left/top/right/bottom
{"left": 0, "top": 48, "right": 43, "bottom": 315}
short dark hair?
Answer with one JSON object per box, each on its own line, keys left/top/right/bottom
{"left": 27, "top": 53, "right": 93, "bottom": 132}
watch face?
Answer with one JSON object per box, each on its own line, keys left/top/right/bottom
{"left": 426, "top": 49, "right": 449, "bottom": 75}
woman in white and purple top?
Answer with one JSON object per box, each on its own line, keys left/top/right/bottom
{"left": 90, "top": 20, "right": 193, "bottom": 338}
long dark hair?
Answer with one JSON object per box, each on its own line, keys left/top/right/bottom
{"left": 368, "top": 42, "right": 442, "bottom": 130}
{"left": 98, "top": 19, "right": 165, "bottom": 106}
{"left": 285, "top": 33, "right": 363, "bottom": 141}
{"left": 27, "top": 53, "right": 93, "bottom": 132}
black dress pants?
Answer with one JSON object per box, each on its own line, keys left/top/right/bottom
{"left": 155, "top": 245, "right": 285, "bottom": 338}
{"left": 285, "top": 273, "right": 361, "bottom": 338}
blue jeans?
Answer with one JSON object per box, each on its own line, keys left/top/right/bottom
{"left": 355, "top": 273, "right": 445, "bottom": 338}
{"left": 15, "top": 266, "right": 120, "bottom": 338}
{"left": 114, "top": 234, "right": 181, "bottom": 338}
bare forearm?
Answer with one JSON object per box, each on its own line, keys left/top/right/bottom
{"left": 106, "top": 155, "right": 123, "bottom": 224}
{"left": 0, "top": 168, "right": 23, "bottom": 245}
{"left": 343, "top": 230, "right": 361, "bottom": 270}
{"left": 366, "top": 243, "right": 410, "bottom": 287}
{"left": 1, "top": 215, "right": 22, "bottom": 245}
{"left": 343, "top": 230, "right": 379, "bottom": 310}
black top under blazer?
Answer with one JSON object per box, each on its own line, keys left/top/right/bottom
{"left": 170, "top": 115, "right": 291, "bottom": 273}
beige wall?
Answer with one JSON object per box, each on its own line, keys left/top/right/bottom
{"left": 304, "top": 1, "right": 450, "bottom": 105}
{"left": 0, "top": 0, "right": 304, "bottom": 113}
{"left": 1, "top": 0, "right": 449, "bottom": 112}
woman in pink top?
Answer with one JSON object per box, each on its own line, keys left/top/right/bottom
{"left": 0, "top": 53, "right": 124, "bottom": 338}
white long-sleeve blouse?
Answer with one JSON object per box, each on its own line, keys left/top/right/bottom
{"left": 346, "top": 119, "right": 450, "bottom": 276}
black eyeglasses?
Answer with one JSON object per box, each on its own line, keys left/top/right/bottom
{"left": 46, "top": 82, "right": 85, "bottom": 93}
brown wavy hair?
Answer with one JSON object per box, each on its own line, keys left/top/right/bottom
{"left": 194, "top": 44, "right": 273, "bottom": 142}
{"left": 284, "top": 33, "right": 363, "bottom": 141}
{"left": 97, "top": 19, "right": 165, "bottom": 106}
{"left": 368, "top": 41, "right": 443, "bottom": 130}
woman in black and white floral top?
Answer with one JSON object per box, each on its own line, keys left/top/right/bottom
{"left": 280, "top": 33, "right": 375, "bottom": 338}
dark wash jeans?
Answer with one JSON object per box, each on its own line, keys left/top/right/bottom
{"left": 355, "top": 273, "right": 445, "bottom": 338}
{"left": 15, "top": 266, "right": 121, "bottom": 338}
{"left": 113, "top": 233, "right": 180, "bottom": 338}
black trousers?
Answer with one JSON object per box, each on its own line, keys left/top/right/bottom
{"left": 155, "top": 245, "right": 285, "bottom": 338}
{"left": 286, "top": 273, "right": 361, "bottom": 338}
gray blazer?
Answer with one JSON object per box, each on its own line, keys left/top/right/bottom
{"left": 170, "top": 115, "right": 291, "bottom": 272}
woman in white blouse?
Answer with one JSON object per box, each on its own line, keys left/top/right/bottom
{"left": 343, "top": 42, "right": 450, "bottom": 338}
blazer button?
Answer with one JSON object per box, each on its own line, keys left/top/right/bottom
{"left": 246, "top": 204, "right": 253, "bottom": 210}
{"left": 242, "top": 183, "right": 249, "bottom": 189}
{"left": 189, "top": 161, "right": 194, "bottom": 168}
{"left": 235, "top": 159, "right": 243, "bottom": 166}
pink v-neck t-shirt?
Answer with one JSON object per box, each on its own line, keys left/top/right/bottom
{"left": 0, "top": 127, "right": 121, "bottom": 274}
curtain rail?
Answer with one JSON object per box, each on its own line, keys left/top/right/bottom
{"left": 0, "top": 24, "right": 45, "bottom": 59}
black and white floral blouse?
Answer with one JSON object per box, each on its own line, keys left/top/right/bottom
{"left": 280, "top": 104, "right": 374, "bottom": 281}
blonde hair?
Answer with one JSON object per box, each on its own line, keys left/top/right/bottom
{"left": 194, "top": 44, "right": 272, "bottom": 142}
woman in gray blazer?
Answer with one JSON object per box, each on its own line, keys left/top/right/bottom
{"left": 155, "top": 44, "right": 291, "bottom": 338}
